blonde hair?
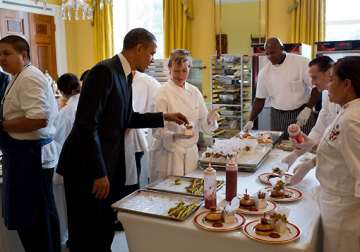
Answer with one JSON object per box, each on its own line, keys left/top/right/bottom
{"left": 168, "top": 49, "right": 192, "bottom": 68}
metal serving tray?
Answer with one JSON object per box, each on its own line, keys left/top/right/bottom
{"left": 146, "top": 176, "right": 224, "bottom": 197}
{"left": 111, "top": 189, "right": 202, "bottom": 221}
{"left": 199, "top": 145, "right": 272, "bottom": 172}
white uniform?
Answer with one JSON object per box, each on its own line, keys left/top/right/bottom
{"left": 2, "top": 64, "right": 58, "bottom": 168}
{"left": 308, "top": 90, "right": 341, "bottom": 143}
{"left": 316, "top": 98, "right": 360, "bottom": 252}
{"left": 124, "top": 71, "right": 160, "bottom": 185}
{"left": 151, "top": 80, "right": 217, "bottom": 181}
{"left": 256, "top": 53, "right": 312, "bottom": 111}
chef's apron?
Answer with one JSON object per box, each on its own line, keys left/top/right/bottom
{"left": 0, "top": 131, "right": 52, "bottom": 229}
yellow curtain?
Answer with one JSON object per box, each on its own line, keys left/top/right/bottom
{"left": 290, "top": 0, "right": 325, "bottom": 45}
{"left": 163, "top": 0, "right": 193, "bottom": 57}
{"left": 93, "top": 1, "right": 114, "bottom": 62}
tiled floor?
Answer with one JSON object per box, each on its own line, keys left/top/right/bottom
{"left": 61, "top": 232, "right": 129, "bottom": 252}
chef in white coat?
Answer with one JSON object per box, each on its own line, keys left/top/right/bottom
{"left": 151, "top": 49, "right": 218, "bottom": 181}
{"left": 124, "top": 71, "right": 160, "bottom": 188}
{"left": 281, "top": 56, "right": 341, "bottom": 183}
{"left": 314, "top": 56, "right": 360, "bottom": 252}
{"left": 52, "top": 73, "right": 81, "bottom": 245}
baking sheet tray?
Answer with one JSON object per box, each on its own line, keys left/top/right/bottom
{"left": 199, "top": 145, "right": 272, "bottom": 172}
{"left": 112, "top": 189, "right": 202, "bottom": 221}
{"left": 146, "top": 176, "right": 224, "bottom": 197}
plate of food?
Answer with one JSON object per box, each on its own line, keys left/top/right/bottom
{"left": 237, "top": 190, "right": 277, "bottom": 215}
{"left": 265, "top": 181, "right": 303, "bottom": 202}
{"left": 193, "top": 210, "right": 246, "bottom": 232}
{"left": 243, "top": 214, "right": 301, "bottom": 244}
{"left": 276, "top": 140, "right": 294, "bottom": 152}
{"left": 258, "top": 173, "right": 293, "bottom": 185}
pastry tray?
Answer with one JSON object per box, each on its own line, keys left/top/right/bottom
{"left": 112, "top": 189, "right": 202, "bottom": 221}
{"left": 146, "top": 176, "right": 225, "bottom": 197}
{"left": 199, "top": 145, "right": 272, "bottom": 172}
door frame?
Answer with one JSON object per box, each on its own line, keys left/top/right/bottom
{"left": 0, "top": 0, "right": 67, "bottom": 75}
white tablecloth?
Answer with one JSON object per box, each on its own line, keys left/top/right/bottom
{"left": 117, "top": 149, "right": 321, "bottom": 252}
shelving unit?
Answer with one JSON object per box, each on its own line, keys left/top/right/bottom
{"left": 210, "top": 54, "right": 252, "bottom": 138}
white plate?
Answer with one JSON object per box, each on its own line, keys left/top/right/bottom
{"left": 193, "top": 211, "right": 245, "bottom": 232}
{"left": 258, "top": 173, "right": 292, "bottom": 185}
{"left": 243, "top": 219, "right": 301, "bottom": 244}
{"left": 265, "top": 187, "right": 303, "bottom": 203}
{"left": 236, "top": 200, "right": 277, "bottom": 215}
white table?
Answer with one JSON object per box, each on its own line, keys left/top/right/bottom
{"left": 117, "top": 149, "right": 321, "bottom": 252}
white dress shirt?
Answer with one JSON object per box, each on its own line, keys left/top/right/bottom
{"left": 308, "top": 90, "right": 341, "bottom": 143}
{"left": 2, "top": 64, "right": 59, "bottom": 168}
{"left": 256, "top": 53, "right": 312, "bottom": 110}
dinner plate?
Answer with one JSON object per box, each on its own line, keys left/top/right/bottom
{"left": 243, "top": 219, "right": 301, "bottom": 244}
{"left": 265, "top": 187, "right": 303, "bottom": 203}
{"left": 236, "top": 200, "right": 277, "bottom": 215}
{"left": 258, "top": 173, "right": 292, "bottom": 185}
{"left": 193, "top": 211, "right": 245, "bottom": 232}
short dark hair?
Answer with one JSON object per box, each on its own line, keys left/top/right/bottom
{"left": 57, "top": 73, "right": 81, "bottom": 96}
{"left": 333, "top": 56, "right": 360, "bottom": 97}
{"left": 122, "top": 28, "right": 156, "bottom": 50}
{"left": 0, "top": 35, "right": 30, "bottom": 60}
{"left": 80, "top": 69, "right": 90, "bottom": 82}
{"left": 309, "top": 55, "right": 334, "bottom": 72}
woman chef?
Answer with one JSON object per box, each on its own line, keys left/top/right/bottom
{"left": 315, "top": 56, "right": 360, "bottom": 252}
{"left": 0, "top": 35, "right": 60, "bottom": 252}
{"left": 151, "top": 49, "right": 218, "bottom": 181}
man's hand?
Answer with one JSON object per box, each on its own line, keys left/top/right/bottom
{"left": 296, "top": 107, "right": 312, "bottom": 126}
{"left": 243, "top": 121, "right": 254, "bottom": 132}
{"left": 281, "top": 151, "right": 300, "bottom": 167}
{"left": 164, "top": 113, "right": 189, "bottom": 125}
{"left": 92, "top": 176, "right": 110, "bottom": 199}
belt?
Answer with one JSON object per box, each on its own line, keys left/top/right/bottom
{"left": 271, "top": 104, "right": 306, "bottom": 114}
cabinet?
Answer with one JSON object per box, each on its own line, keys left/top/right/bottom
{"left": 211, "top": 54, "right": 252, "bottom": 138}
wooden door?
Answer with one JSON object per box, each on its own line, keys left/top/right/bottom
{"left": 29, "top": 13, "right": 58, "bottom": 79}
{"left": 0, "top": 9, "right": 30, "bottom": 41}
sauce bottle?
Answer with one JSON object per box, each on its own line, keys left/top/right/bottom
{"left": 204, "top": 163, "right": 217, "bottom": 210}
{"left": 225, "top": 157, "right": 238, "bottom": 202}
{"left": 287, "top": 124, "right": 304, "bottom": 144}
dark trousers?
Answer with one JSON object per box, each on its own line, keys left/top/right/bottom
{"left": 64, "top": 176, "right": 116, "bottom": 252}
{"left": 135, "top": 151, "right": 144, "bottom": 184}
{"left": 17, "top": 169, "right": 61, "bottom": 252}
{"left": 271, "top": 105, "right": 317, "bottom": 139}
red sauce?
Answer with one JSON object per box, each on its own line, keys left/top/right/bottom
{"left": 212, "top": 222, "right": 223, "bottom": 228}
{"left": 226, "top": 169, "right": 237, "bottom": 201}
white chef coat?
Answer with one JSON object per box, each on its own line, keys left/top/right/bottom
{"left": 53, "top": 94, "right": 80, "bottom": 149}
{"left": 124, "top": 71, "right": 161, "bottom": 185}
{"left": 2, "top": 64, "right": 59, "bottom": 168}
{"left": 256, "top": 53, "right": 312, "bottom": 111}
{"left": 316, "top": 98, "right": 360, "bottom": 252}
{"left": 150, "top": 80, "right": 218, "bottom": 181}
{"left": 308, "top": 90, "right": 341, "bottom": 143}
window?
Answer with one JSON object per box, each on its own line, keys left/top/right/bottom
{"left": 113, "top": 0, "right": 164, "bottom": 58}
{"left": 326, "top": 0, "right": 360, "bottom": 41}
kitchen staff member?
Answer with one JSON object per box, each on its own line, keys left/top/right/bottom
{"left": 0, "top": 35, "right": 60, "bottom": 252}
{"left": 315, "top": 56, "right": 360, "bottom": 252}
{"left": 244, "top": 37, "right": 320, "bottom": 137}
{"left": 282, "top": 56, "right": 341, "bottom": 184}
{"left": 151, "top": 49, "right": 219, "bottom": 181}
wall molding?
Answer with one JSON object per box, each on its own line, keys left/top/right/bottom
{"left": 0, "top": 0, "right": 68, "bottom": 75}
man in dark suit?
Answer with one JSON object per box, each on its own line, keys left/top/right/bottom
{"left": 56, "top": 28, "right": 188, "bottom": 252}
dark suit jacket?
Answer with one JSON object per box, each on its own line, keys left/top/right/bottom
{"left": 0, "top": 71, "right": 10, "bottom": 100}
{"left": 57, "top": 55, "right": 164, "bottom": 200}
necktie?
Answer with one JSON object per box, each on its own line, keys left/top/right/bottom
{"left": 127, "top": 73, "right": 133, "bottom": 87}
